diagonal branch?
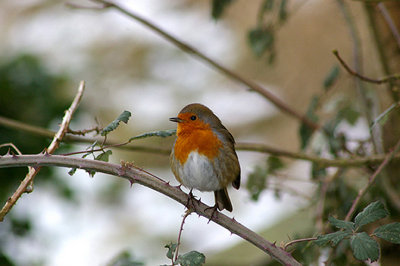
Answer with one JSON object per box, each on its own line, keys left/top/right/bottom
{"left": 344, "top": 137, "right": 400, "bottom": 222}
{"left": 0, "top": 81, "right": 85, "bottom": 221}
{"left": 0, "top": 154, "right": 301, "bottom": 266}
{"left": 87, "top": 0, "right": 320, "bottom": 131}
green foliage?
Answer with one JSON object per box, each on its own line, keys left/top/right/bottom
{"left": 246, "top": 156, "right": 284, "bottom": 201}
{"left": 314, "top": 201, "right": 400, "bottom": 262}
{"left": 338, "top": 106, "right": 360, "bottom": 126}
{"left": 248, "top": 26, "right": 274, "bottom": 58}
{"left": 350, "top": 232, "right": 379, "bottom": 262}
{"left": 370, "top": 102, "right": 400, "bottom": 129}
{"left": 247, "top": 0, "right": 289, "bottom": 61}
{"left": 165, "top": 242, "right": 178, "bottom": 260}
{"left": 129, "top": 129, "right": 176, "bottom": 142}
{"left": 211, "top": 0, "right": 234, "bottom": 20}
{"left": 323, "top": 65, "right": 340, "bottom": 90}
{"left": 278, "top": 0, "right": 288, "bottom": 22}
{"left": 176, "top": 251, "right": 206, "bottom": 266}
{"left": 10, "top": 217, "right": 32, "bottom": 237}
{"left": 107, "top": 250, "right": 144, "bottom": 266}
{"left": 246, "top": 165, "right": 268, "bottom": 201}
{"left": 373, "top": 222, "right": 400, "bottom": 244}
{"left": 315, "top": 231, "right": 349, "bottom": 246}
{"left": 164, "top": 243, "right": 205, "bottom": 266}
{"left": 95, "top": 150, "right": 113, "bottom": 162}
{"left": 354, "top": 201, "right": 388, "bottom": 229}
{"left": 299, "top": 96, "right": 319, "bottom": 150}
{"left": 101, "top": 111, "right": 131, "bottom": 136}
{"left": 328, "top": 216, "right": 355, "bottom": 231}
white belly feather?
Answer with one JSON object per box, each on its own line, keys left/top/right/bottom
{"left": 178, "top": 151, "right": 221, "bottom": 191}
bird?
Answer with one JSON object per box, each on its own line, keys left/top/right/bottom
{"left": 169, "top": 103, "right": 240, "bottom": 212}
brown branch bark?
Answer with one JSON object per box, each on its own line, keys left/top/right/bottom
{"left": 1, "top": 115, "right": 400, "bottom": 167}
{"left": 0, "top": 154, "right": 301, "bottom": 266}
{"left": 333, "top": 50, "right": 400, "bottom": 85}
{"left": 0, "top": 81, "right": 85, "bottom": 221}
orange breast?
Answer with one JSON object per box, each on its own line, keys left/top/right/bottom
{"left": 174, "top": 126, "right": 222, "bottom": 165}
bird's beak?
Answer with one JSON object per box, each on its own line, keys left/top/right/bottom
{"left": 169, "top": 117, "right": 184, "bottom": 123}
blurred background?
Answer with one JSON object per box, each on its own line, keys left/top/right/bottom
{"left": 1, "top": 0, "right": 400, "bottom": 265}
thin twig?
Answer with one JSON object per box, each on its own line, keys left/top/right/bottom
{"left": 86, "top": 0, "right": 320, "bottom": 131}
{"left": 0, "top": 143, "right": 23, "bottom": 155}
{"left": 0, "top": 154, "right": 301, "bottom": 265}
{"left": 0, "top": 81, "right": 85, "bottom": 221}
{"left": 344, "top": 138, "right": 400, "bottom": 222}
{"left": 67, "top": 126, "right": 102, "bottom": 136}
{"left": 174, "top": 210, "right": 192, "bottom": 263}
{"left": 333, "top": 50, "right": 400, "bottom": 85}
{"left": 1, "top": 115, "right": 400, "bottom": 167}
{"left": 284, "top": 237, "right": 317, "bottom": 251}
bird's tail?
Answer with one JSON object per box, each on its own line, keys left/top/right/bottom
{"left": 214, "top": 188, "right": 233, "bottom": 212}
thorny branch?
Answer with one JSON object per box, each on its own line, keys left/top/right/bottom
{"left": 0, "top": 81, "right": 85, "bottom": 221}
{"left": 0, "top": 154, "right": 301, "bottom": 266}
{"left": 1, "top": 115, "right": 400, "bottom": 168}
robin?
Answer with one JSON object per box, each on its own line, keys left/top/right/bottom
{"left": 170, "top": 103, "right": 240, "bottom": 212}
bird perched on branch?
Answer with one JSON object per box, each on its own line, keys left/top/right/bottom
{"left": 170, "top": 103, "right": 240, "bottom": 212}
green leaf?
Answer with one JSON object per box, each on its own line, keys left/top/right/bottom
{"left": 350, "top": 232, "right": 380, "bottom": 262}
{"left": 177, "top": 251, "right": 206, "bottom": 266}
{"left": 354, "top": 201, "right": 388, "bottom": 228}
{"left": 323, "top": 65, "right": 340, "bottom": 90}
{"left": 328, "top": 216, "right": 355, "bottom": 231}
{"left": 299, "top": 95, "right": 319, "bottom": 150}
{"left": 338, "top": 106, "right": 360, "bottom": 126}
{"left": 261, "top": 0, "right": 274, "bottom": 12}
{"left": 68, "top": 167, "right": 77, "bottom": 176}
{"left": 95, "top": 150, "right": 112, "bottom": 162}
{"left": 129, "top": 129, "right": 176, "bottom": 142}
{"left": 278, "top": 0, "right": 288, "bottom": 22}
{"left": 211, "top": 0, "right": 234, "bottom": 20}
{"left": 101, "top": 110, "right": 132, "bottom": 136}
{"left": 371, "top": 102, "right": 400, "bottom": 129}
{"left": 374, "top": 222, "right": 400, "bottom": 244}
{"left": 311, "top": 162, "right": 326, "bottom": 179}
{"left": 246, "top": 165, "right": 268, "bottom": 201}
{"left": 267, "top": 156, "right": 284, "bottom": 174}
{"left": 314, "top": 231, "right": 350, "bottom": 246}
{"left": 108, "top": 250, "right": 144, "bottom": 266}
{"left": 164, "top": 242, "right": 177, "bottom": 260}
{"left": 248, "top": 26, "right": 274, "bottom": 57}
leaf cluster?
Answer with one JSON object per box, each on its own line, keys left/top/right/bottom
{"left": 163, "top": 242, "right": 205, "bottom": 266}
{"left": 315, "top": 201, "right": 400, "bottom": 262}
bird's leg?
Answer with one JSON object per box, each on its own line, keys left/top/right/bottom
{"left": 185, "top": 188, "right": 197, "bottom": 211}
{"left": 204, "top": 204, "right": 219, "bottom": 223}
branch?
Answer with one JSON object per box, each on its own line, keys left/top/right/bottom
{"left": 284, "top": 237, "right": 317, "bottom": 251}
{"left": 344, "top": 137, "right": 400, "bottom": 221}
{"left": 1, "top": 115, "right": 400, "bottom": 167}
{"left": 0, "top": 154, "right": 301, "bottom": 266}
{"left": 0, "top": 81, "right": 85, "bottom": 221}
{"left": 86, "top": 0, "right": 320, "bottom": 131}
{"left": 333, "top": 50, "right": 400, "bottom": 85}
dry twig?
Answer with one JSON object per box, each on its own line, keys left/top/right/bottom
{"left": 0, "top": 81, "right": 85, "bottom": 221}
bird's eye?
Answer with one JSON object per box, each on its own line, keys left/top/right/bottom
{"left": 190, "top": 115, "right": 197, "bottom": 121}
